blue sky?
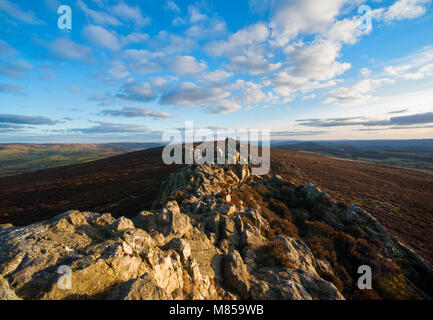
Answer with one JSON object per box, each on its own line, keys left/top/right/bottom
{"left": 1, "top": 0, "right": 433, "bottom": 143}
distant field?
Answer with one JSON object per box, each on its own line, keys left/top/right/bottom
{"left": 277, "top": 142, "right": 433, "bottom": 172}
{"left": 0, "top": 143, "right": 160, "bottom": 177}
{"left": 0, "top": 146, "right": 432, "bottom": 265}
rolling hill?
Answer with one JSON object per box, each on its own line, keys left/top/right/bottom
{"left": 0, "top": 146, "right": 432, "bottom": 267}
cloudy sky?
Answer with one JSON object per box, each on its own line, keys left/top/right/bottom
{"left": 1, "top": 0, "right": 433, "bottom": 143}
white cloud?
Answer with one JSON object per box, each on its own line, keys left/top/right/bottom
{"left": 149, "top": 77, "right": 170, "bottom": 91}
{"left": 384, "top": 46, "right": 433, "bottom": 80}
{"left": 160, "top": 82, "right": 229, "bottom": 105}
{"left": 150, "top": 31, "right": 196, "bottom": 55}
{"left": 0, "top": 40, "right": 16, "bottom": 56}
{"left": 230, "top": 52, "right": 282, "bottom": 75}
{"left": 116, "top": 82, "right": 157, "bottom": 102}
{"left": 0, "top": 0, "right": 44, "bottom": 24}
{"left": 208, "top": 99, "right": 242, "bottom": 114}
{"left": 206, "top": 22, "right": 269, "bottom": 56}
{"left": 267, "top": 0, "right": 352, "bottom": 46}
{"left": 0, "top": 83, "right": 24, "bottom": 95}
{"left": 202, "top": 70, "right": 233, "bottom": 82}
{"left": 185, "top": 19, "right": 227, "bottom": 39}
{"left": 188, "top": 5, "right": 207, "bottom": 23}
{"left": 0, "top": 59, "right": 32, "bottom": 78}
{"left": 76, "top": 0, "right": 120, "bottom": 26}
{"left": 287, "top": 40, "right": 351, "bottom": 81}
{"left": 110, "top": 2, "right": 150, "bottom": 27}
{"left": 108, "top": 60, "right": 129, "bottom": 79}
{"left": 101, "top": 107, "right": 173, "bottom": 120}
{"left": 49, "top": 38, "right": 93, "bottom": 62}
{"left": 383, "top": 0, "right": 432, "bottom": 22}
{"left": 168, "top": 56, "right": 207, "bottom": 75}
{"left": 120, "top": 32, "right": 149, "bottom": 46}
{"left": 234, "top": 80, "right": 268, "bottom": 104}
{"left": 270, "top": 72, "right": 337, "bottom": 97}
{"left": 360, "top": 67, "right": 372, "bottom": 77}
{"left": 325, "top": 78, "right": 395, "bottom": 105}
{"left": 164, "top": 1, "right": 181, "bottom": 14}
{"left": 83, "top": 25, "right": 121, "bottom": 51}
{"left": 122, "top": 49, "right": 162, "bottom": 74}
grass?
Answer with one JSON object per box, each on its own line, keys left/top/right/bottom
{"left": 0, "top": 143, "right": 158, "bottom": 177}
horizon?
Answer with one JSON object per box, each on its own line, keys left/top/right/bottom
{"left": 1, "top": 0, "right": 433, "bottom": 143}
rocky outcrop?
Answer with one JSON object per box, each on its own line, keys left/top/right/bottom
{"left": 1, "top": 155, "right": 431, "bottom": 300}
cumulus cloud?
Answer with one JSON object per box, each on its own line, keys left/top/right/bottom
{"left": 266, "top": 0, "right": 352, "bottom": 46}
{"left": 101, "top": 107, "right": 173, "bottom": 120}
{"left": 164, "top": 0, "right": 181, "bottom": 14}
{"left": 185, "top": 19, "right": 227, "bottom": 39}
{"left": 206, "top": 22, "right": 269, "bottom": 56}
{"left": 83, "top": 25, "right": 121, "bottom": 51}
{"left": 282, "top": 17, "right": 370, "bottom": 83}
{"left": 49, "top": 38, "right": 93, "bottom": 62}
{"left": 0, "top": 0, "right": 44, "bottom": 24}
{"left": 77, "top": 0, "right": 120, "bottom": 26}
{"left": 167, "top": 55, "right": 207, "bottom": 75}
{"left": 270, "top": 72, "right": 337, "bottom": 97}
{"left": 383, "top": 0, "right": 432, "bottom": 22}
{"left": 229, "top": 53, "right": 282, "bottom": 75}
{"left": 115, "top": 82, "right": 158, "bottom": 102}
{"left": 150, "top": 31, "right": 196, "bottom": 55}
{"left": 384, "top": 46, "right": 433, "bottom": 80}
{"left": 202, "top": 70, "right": 233, "bottom": 82}
{"left": 233, "top": 80, "right": 268, "bottom": 104}
{"left": 122, "top": 49, "right": 162, "bottom": 74}
{"left": 149, "top": 77, "right": 171, "bottom": 91}
{"left": 0, "top": 114, "right": 57, "bottom": 125}
{"left": 208, "top": 100, "right": 242, "bottom": 114}
{"left": 0, "top": 83, "right": 24, "bottom": 95}
{"left": 0, "top": 59, "right": 32, "bottom": 78}
{"left": 160, "top": 82, "right": 230, "bottom": 105}
{"left": 324, "top": 78, "right": 395, "bottom": 105}
{"left": 108, "top": 60, "right": 129, "bottom": 79}
{"left": 0, "top": 39, "right": 16, "bottom": 56}
{"left": 110, "top": 2, "right": 150, "bottom": 27}
{"left": 360, "top": 68, "right": 372, "bottom": 77}
{"left": 121, "top": 32, "right": 149, "bottom": 46}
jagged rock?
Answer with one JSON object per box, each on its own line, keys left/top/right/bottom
{"left": 0, "top": 275, "right": 21, "bottom": 300}
{"left": 224, "top": 250, "right": 250, "bottom": 299}
{"left": 302, "top": 183, "right": 326, "bottom": 200}
{"left": 133, "top": 201, "right": 192, "bottom": 246}
{"left": 108, "top": 273, "right": 169, "bottom": 300}
{"left": 2, "top": 154, "right": 430, "bottom": 300}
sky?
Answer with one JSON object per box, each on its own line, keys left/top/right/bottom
{"left": 0, "top": 0, "right": 433, "bottom": 143}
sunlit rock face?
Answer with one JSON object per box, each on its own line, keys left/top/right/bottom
{"left": 1, "top": 156, "right": 432, "bottom": 300}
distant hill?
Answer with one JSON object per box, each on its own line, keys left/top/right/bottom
{"left": 0, "top": 146, "right": 432, "bottom": 267}
{"left": 276, "top": 140, "right": 433, "bottom": 172}
{"left": 0, "top": 143, "right": 162, "bottom": 177}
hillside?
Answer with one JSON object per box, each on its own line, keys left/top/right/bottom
{"left": 1, "top": 154, "right": 432, "bottom": 300}
{"left": 276, "top": 141, "right": 433, "bottom": 172}
{"left": 0, "top": 146, "right": 432, "bottom": 269}
{"left": 0, "top": 143, "right": 160, "bottom": 177}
